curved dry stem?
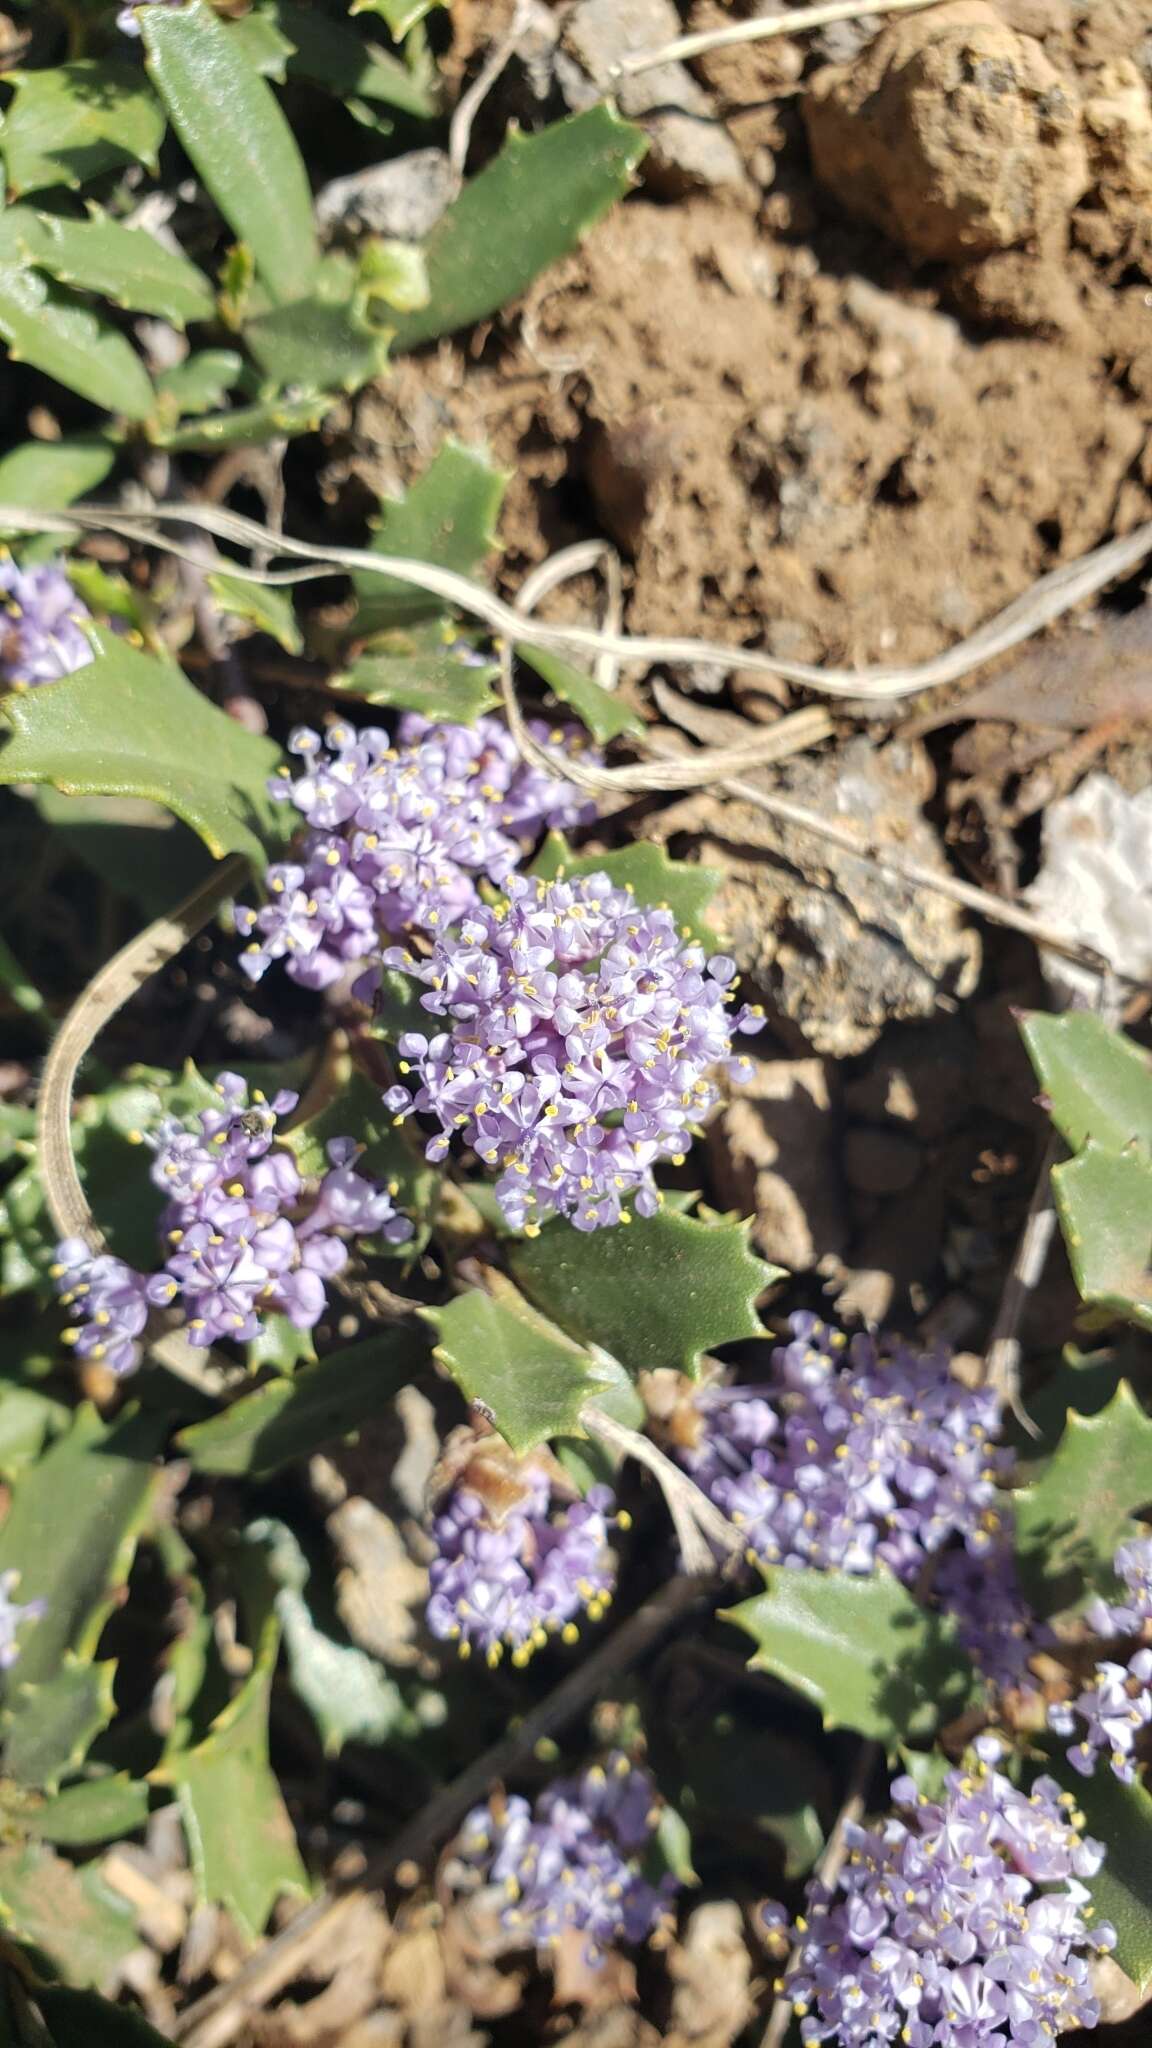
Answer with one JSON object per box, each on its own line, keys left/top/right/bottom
{"left": 581, "top": 1403, "right": 742, "bottom": 1573}
{"left": 615, "top": 0, "right": 943, "bottom": 76}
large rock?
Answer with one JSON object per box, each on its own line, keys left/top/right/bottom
{"left": 803, "top": 0, "right": 1088, "bottom": 261}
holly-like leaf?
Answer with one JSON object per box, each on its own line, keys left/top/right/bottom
{"left": 331, "top": 647, "right": 498, "bottom": 723}
{"left": 390, "top": 106, "right": 646, "bottom": 352}
{"left": 510, "top": 1208, "right": 772, "bottom": 1380}
{"left": 531, "top": 834, "right": 722, "bottom": 946}
{"left": 519, "top": 645, "right": 644, "bottom": 744}
{"left": 177, "top": 1326, "right": 429, "bottom": 1478}
{"left": 1022, "top": 1011, "right": 1152, "bottom": 1160}
{"left": 11, "top": 208, "right": 215, "bottom": 327}
{"left": 152, "top": 392, "right": 334, "bottom": 450}
{"left": 0, "top": 1381, "right": 68, "bottom": 1479}
{"left": 206, "top": 572, "right": 302, "bottom": 654}
{"left": 669, "top": 1715, "right": 826, "bottom": 1879}
{"left": 0, "top": 628, "right": 286, "bottom": 868}
{"left": 0, "top": 1405, "right": 165, "bottom": 1703}
{"left": 4, "top": 1658, "right": 117, "bottom": 1794}
{"left": 725, "top": 1568, "right": 977, "bottom": 1751}
{"left": 351, "top": 441, "right": 507, "bottom": 635}
{"left": 1066, "top": 1766, "right": 1152, "bottom": 1992}
{"left": 1014, "top": 1381, "right": 1152, "bottom": 1616}
{"left": 0, "top": 437, "right": 115, "bottom": 515}
{"left": 1, "top": 62, "right": 165, "bottom": 196}
{"left": 34, "top": 1775, "right": 151, "bottom": 1850}
{"left": 29, "top": 1985, "right": 172, "bottom": 2048}
{"left": 141, "top": 0, "right": 318, "bottom": 305}
{"left": 0, "top": 1842, "right": 137, "bottom": 1989}
{"left": 1052, "top": 1144, "right": 1152, "bottom": 1332}
{"left": 29, "top": 788, "right": 213, "bottom": 923}
{"left": 265, "top": 1, "right": 437, "bottom": 118}
{"left": 154, "top": 349, "right": 243, "bottom": 417}
{"left": 428, "top": 1285, "right": 624, "bottom": 1455}
{"left": 350, "top": 0, "right": 446, "bottom": 36}
{"left": 243, "top": 289, "right": 392, "bottom": 394}
{"left": 0, "top": 266, "right": 154, "bottom": 420}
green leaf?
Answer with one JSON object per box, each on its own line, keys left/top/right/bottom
{"left": 0, "top": 1405, "right": 165, "bottom": 1700}
{"left": 206, "top": 571, "right": 302, "bottom": 654}
{"left": 30, "top": 788, "right": 213, "bottom": 920}
{"left": 671, "top": 1715, "right": 825, "bottom": 1879}
{"left": 267, "top": 1, "right": 437, "bottom": 118}
{"left": 510, "top": 1208, "right": 772, "bottom": 1379}
{"left": 331, "top": 647, "right": 498, "bottom": 722}
{"left": 350, "top": 0, "right": 446, "bottom": 36}
{"left": 352, "top": 441, "right": 507, "bottom": 634}
{"left": 31, "top": 1985, "right": 171, "bottom": 2048}
{"left": 222, "top": 7, "right": 296, "bottom": 80}
{"left": 151, "top": 390, "right": 333, "bottom": 450}
{"left": 0, "top": 437, "right": 114, "bottom": 515}
{"left": 0, "top": 1381, "right": 69, "bottom": 1479}
{"left": 1065, "top": 1766, "right": 1152, "bottom": 1992}
{"left": 1022, "top": 1011, "right": 1152, "bottom": 1160}
{"left": 141, "top": 0, "right": 318, "bottom": 305}
{"left": 0, "top": 932, "right": 44, "bottom": 1019}
{"left": 428, "top": 1285, "right": 625, "bottom": 1454}
{"left": 1, "top": 62, "right": 165, "bottom": 196}
{"left": 0, "top": 1843, "right": 136, "bottom": 1989}
{"left": 244, "top": 290, "right": 392, "bottom": 393}
{"left": 177, "top": 1325, "right": 429, "bottom": 1477}
{"left": 531, "top": 834, "right": 721, "bottom": 946}
{"left": 519, "top": 644, "right": 644, "bottom": 743}
{"left": 246, "top": 1312, "right": 316, "bottom": 1377}
{"left": 5, "top": 1659, "right": 117, "bottom": 1794}
{"left": 285, "top": 1067, "right": 438, "bottom": 1245}
{"left": 34, "top": 1775, "right": 151, "bottom": 1849}
{"left": 155, "top": 349, "right": 243, "bottom": 416}
{"left": 169, "top": 1581, "right": 309, "bottom": 1939}
{"left": 1014, "top": 1382, "right": 1152, "bottom": 1616}
{"left": 0, "top": 266, "right": 154, "bottom": 420}
{"left": 12, "top": 209, "right": 215, "bottom": 327}
{"left": 725, "top": 1568, "right": 977, "bottom": 1750}
{"left": 389, "top": 106, "right": 646, "bottom": 352}
{"left": 0, "top": 628, "right": 286, "bottom": 867}
{"left": 1052, "top": 1143, "right": 1152, "bottom": 1332}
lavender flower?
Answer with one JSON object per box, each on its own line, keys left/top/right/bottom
{"left": 116, "top": 0, "right": 181, "bottom": 33}
{"left": 0, "top": 1571, "right": 45, "bottom": 1670}
{"left": 771, "top": 1736, "right": 1113, "bottom": 2047}
{"left": 0, "top": 559, "right": 93, "bottom": 689}
{"left": 54, "top": 1072, "right": 411, "bottom": 1373}
{"left": 452, "top": 1753, "right": 679, "bottom": 1958}
{"left": 1049, "top": 1533, "right": 1152, "bottom": 1784}
{"left": 426, "top": 1433, "right": 625, "bottom": 1665}
{"left": 235, "top": 715, "right": 597, "bottom": 989}
{"left": 384, "top": 871, "right": 763, "bottom": 1231}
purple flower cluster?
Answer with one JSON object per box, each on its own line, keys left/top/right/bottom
{"left": 771, "top": 1737, "right": 1113, "bottom": 2047}
{"left": 0, "top": 1570, "right": 45, "bottom": 1671}
{"left": 384, "top": 871, "right": 762, "bottom": 1231}
{"left": 0, "top": 558, "right": 93, "bottom": 690}
{"left": 427, "top": 1441, "right": 623, "bottom": 1666}
{"left": 453, "top": 1753, "right": 679, "bottom": 1958}
{"left": 53, "top": 1072, "right": 411, "bottom": 1373}
{"left": 1050, "top": 1534, "right": 1152, "bottom": 1784}
{"left": 235, "top": 715, "right": 596, "bottom": 990}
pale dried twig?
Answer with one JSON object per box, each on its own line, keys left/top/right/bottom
{"left": 448, "top": 0, "right": 535, "bottom": 177}
{"left": 615, "top": 0, "right": 943, "bottom": 76}
{"left": 582, "top": 1402, "right": 743, "bottom": 1573}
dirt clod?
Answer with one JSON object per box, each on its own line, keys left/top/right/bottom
{"left": 707, "top": 1057, "right": 845, "bottom": 1273}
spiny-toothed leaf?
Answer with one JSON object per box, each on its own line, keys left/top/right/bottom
{"left": 30, "top": 1985, "right": 171, "bottom": 2047}
{"left": 519, "top": 644, "right": 644, "bottom": 743}
{"left": 724, "top": 1568, "right": 977, "bottom": 1751}
{"left": 154, "top": 349, "right": 243, "bottom": 417}
{"left": 389, "top": 106, "right": 646, "bottom": 352}
{"left": 0, "top": 1842, "right": 137, "bottom": 1988}
{"left": 206, "top": 571, "right": 302, "bottom": 654}
{"left": 0, "top": 437, "right": 114, "bottom": 515}
{"left": 4, "top": 1658, "right": 117, "bottom": 1793}
{"left": 351, "top": 441, "right": 507, "bottom": 634}
{"left": 34, "top": 1775, "right": 151, "bottom": 1850}
{"left": 428, "top": 1285, "right": 625, "bottom": 1455}
{"left": 267, "top": 1, "right": 437, "bottom": 117}
{"left": 1052, "top": 1144, "right": 1152, "bottom": 1332}
{"left": 1014, "top": 1381, "right": 1152, "bottom": 1616}
{"left": 246, "top": 1313, "right": 316, "bottom": 1377}
{"left": 10, "top": 209, "right": 215, "bottom": 327}
{"left": 0, "top": 1405, "right": 165, "bottom": 1701}
{"left": 0, "top": 1381, "right": 68, "bottom": 1478}
{"left": 141, "top": 0, "right": 318, "bottom": 305}
{"left": 244, "top": 289, "right": 392, "bottom": 393}
{"left": 350, "top": 0, "right": 446, "bottom": 35}
{"left": 0, "top": 628, "right": 287, "bottom": 867}
{"left": 151, "top": 392, "right": 333, "bottom": 450}
{"left": 1, "top": 62, "right": 165, "bottom": 196}
{"left": 331, "top": 647, "right": 498, "bottom": 722}
{"left": 0, "top": 266, "right": 154, "bottom": 420}
{"left": 1022, "top": 1011, "right": 1152, "bottom": 1159}
{"left": 168, "top": 1567, "right": 309, "bottom": 1939}
{"left": 531, "top": 834, "right": 722, "bottom": 946}
{"left": 510, "top": 1208, "right": 773, "bottom": 1379}
{"left": 1061, "top": 1766, "right": 1152, "bottom": 1992}
{"left": 177, "top": 1326, "right": 429, "bottom": 1477}
{"left": 222, "top": 6, "right": 296, "bottom": 79}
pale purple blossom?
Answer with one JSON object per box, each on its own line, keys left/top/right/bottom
{"left": 0, "top": 1571, "right": 46, "bottom": 1670}
{"left": 451, "top": 1753, "right": 679, "bottom": 1959}
{"left": 1049, "top": 1534, "right": 1152, "bottom": 1783}
{"left": 0, "top": 559, "right": 93, "bottom": 689}
{"left": 235, "top": 715, "right": 597, "bottom": 988}
{"left": 384, "top": 871, "right": 763, "bottom": 1231}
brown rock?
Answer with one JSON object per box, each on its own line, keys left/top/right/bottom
{"left": 707, "top": 1058, "right": 845, "bottom": 1273}
{"left": 803, "top": 1, "right": 1088, "bottom": 262}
